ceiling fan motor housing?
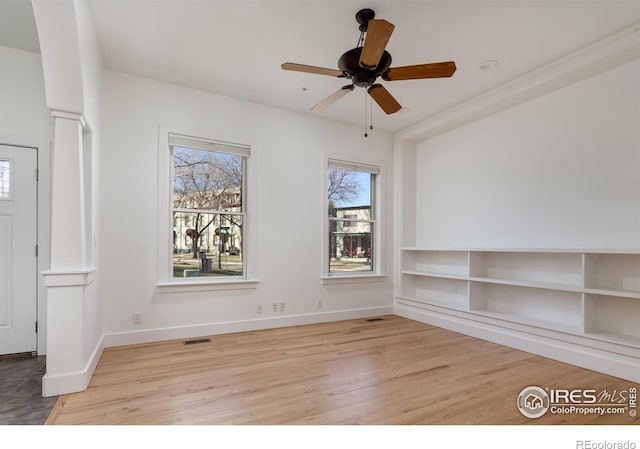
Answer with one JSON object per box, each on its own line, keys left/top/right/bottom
{"left": 355, "top": 8, "right": 376, "bottom": 32}
{"left": 338, "top": 47, "right": 392, "bottom": 87}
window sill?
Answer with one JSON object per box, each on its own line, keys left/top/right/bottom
{"left": 157, "top": 279, "right": 259, "bottom": 293}
{"left": 320, "top": 274, "right": 387, "bottom": 285}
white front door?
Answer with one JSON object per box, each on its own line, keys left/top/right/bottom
{"left": 0, "top": 145, "right": 37, "bottom": 355}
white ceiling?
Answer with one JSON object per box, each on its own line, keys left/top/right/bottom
{"left": 3, "top": 1, "right": 640, "bottom": 133}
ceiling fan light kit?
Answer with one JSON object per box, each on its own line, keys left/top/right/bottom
{"left": 281, "top": 8, "right": 457, "bottom": 124}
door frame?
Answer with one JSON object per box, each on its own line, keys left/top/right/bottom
{"left": 0, "top": 135, "right": 51, "bottom": 355}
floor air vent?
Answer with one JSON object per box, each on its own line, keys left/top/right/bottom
{"left": 183, "top": 338, "right": 211, "bottom": 345}
{"left": 366, "top": 317, "right": 384, "bottom": 322}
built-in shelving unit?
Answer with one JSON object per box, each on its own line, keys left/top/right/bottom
{"left": 397, "top": 249, "right": 640, "bottom": 367}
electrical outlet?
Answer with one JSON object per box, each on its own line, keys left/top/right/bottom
{"left": 278, "top": 302, "right": 286, "bottom": 312}
{"left": 272, "top": 303, "right": 278, "bottom": 312}
{"left": 132, "top": 312, "right": 142, "bottom": 324}
{"left": 317, "top": 298, "right": 323, "bottom": 308}
{"left": 256, "top": 303, "right": 263, "bottom": 314}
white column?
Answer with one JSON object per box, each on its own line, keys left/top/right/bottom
{"left": 42, "top": 111, "right": 95, "bottom": 397}
{"left": 49, "top": 112, "right": 86, "bottom": 268}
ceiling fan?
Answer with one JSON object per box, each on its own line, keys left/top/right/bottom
{"left": 281, "top": 8, "right": 457, "bottom": 115}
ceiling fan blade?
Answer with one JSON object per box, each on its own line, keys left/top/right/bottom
{"left": 382, "top": 61, "right": 457, "bottom": 81}
{"left": 359, "top": 19, "right": 394, "bottom": 70}
{"left": 311, "top": 85, "right": 355, "bottom": 112}
{"left": 281, "top": 62, "right": 343, "bottom": 77}
{"left": 368, "top": 84, "right": 401, "bottom": 115}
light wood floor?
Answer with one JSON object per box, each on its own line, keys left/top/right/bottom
{"left": 45, "top": 315, "right": 638, "bottom": 425}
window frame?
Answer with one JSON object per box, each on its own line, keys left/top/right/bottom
{"left": 157, "top": 126, "right": 257, "bottom": 292}
{"left": 322, "top": 157, "right": 386, "bottom": 283}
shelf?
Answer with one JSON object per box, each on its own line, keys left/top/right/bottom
{"left": 467, "top": 308, "right": 584, "bottom": 336}
{"left": 404, "top": 248, "right": 640, "bottom": 254}
{"left": 584, "top": 294, "right": 640, "bottom": 345}
{"left": 469, "top": 282, "right": 583, "bottom": 332}
{"left": 469, "top": 251, "right": 583, "bottom": 287}
{"left": 402, "top": 271, "right": 640, "bottom": 298}
{"left": 402, "top": 270, "right": 469, "bottom": 281}
{"left": 469, "top": 276, "right": 583, "bottom": 293}
{"left": 583, "top": 287, "right": 640, "bottom": 300}
{"left": 402, "top": 250, "right": 468, "bottom": 277}
{"left": 398, "top": 248, "right": 640, "bottom": 363}
{"left": 584, "top": 253, "right": 640, "bottom": 294}
{"left": 401, "top": 275, "right": 469, "bottom": 311}
{"left": 584, "top": 331, "right": 640, "bottom": 349}
{"left": 396, "top": 295, "right": 468, "bottom": 313}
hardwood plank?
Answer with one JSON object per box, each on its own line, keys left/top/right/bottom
{"left": 46, "top": 316, "right": 638, "bottom": 425}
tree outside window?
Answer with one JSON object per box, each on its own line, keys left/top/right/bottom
{"left": 171, "top": 139, "right": 247, "bottom": 278}
{"left": 327, "top": 161, "right": 377, "bottom": 274}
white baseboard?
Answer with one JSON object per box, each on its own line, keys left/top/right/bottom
{"left": 395, "top": 303, "right": 640, "bottom": 383}
{"left": 103, "top": 306, "right": 393, "bottom": 348}
{"left": 42, "top": 334, "right": 104, "bottom": 397}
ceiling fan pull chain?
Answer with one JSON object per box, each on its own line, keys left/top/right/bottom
{"left": 364, "top": 89, "right": 368, "bottom": 138}
{"left": 370, "top": 93, "right": 374, "bottom": 131}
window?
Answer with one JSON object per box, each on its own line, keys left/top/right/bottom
{"left": 343, "top": 214, "right": 357, "bottom": 228}
{"left": 0, "top": 160, "right": 11, "bottom": 200}
{"left": 169, "top": 134, "right": 248, "bottom": 280}
{"left": 327, "top": 159, "right": 379, "bottom": 275}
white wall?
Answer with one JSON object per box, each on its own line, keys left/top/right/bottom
{"left": 0, "top": 45, "right": 51, "bottom": 142}
{"left": 100, "top": 70, "right": 394, "bottom": 343}
{"left": 415, "top": 58, "right": 640, "bottom": 249}
{"left": 0, "top": 44, "right": 52, "bottom": 354}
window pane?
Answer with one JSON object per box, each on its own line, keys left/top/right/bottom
{"left": 0, "top": 160, "right": 10, "bottom": 199}
{"left": 327, "top": 167, "right": 371, "bottom": 209}
{"left": 327, "top": 164, "right": 376, "bottom": 275}
{"left": 172, "top": 212, "right": 243, "bottom": 278}
{"left": 329, "top": 221, "right": 373, "bottom": 273}
{"left": 173, "top": 147, "right": 243, "bottom": 211}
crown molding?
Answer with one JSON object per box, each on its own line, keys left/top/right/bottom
{"left": 396, "top": 21, "right": 640, "bottom": 144}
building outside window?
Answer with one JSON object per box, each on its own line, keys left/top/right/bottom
{"left": 327, "top": 159, "right": 379, "bottom": 274}
{"left": 342, "top": 214, "right": 357, "bottom": 228}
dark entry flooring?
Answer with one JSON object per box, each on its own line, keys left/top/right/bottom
{"left": 0, "top": 354, "right": 57, "bottom": 424}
